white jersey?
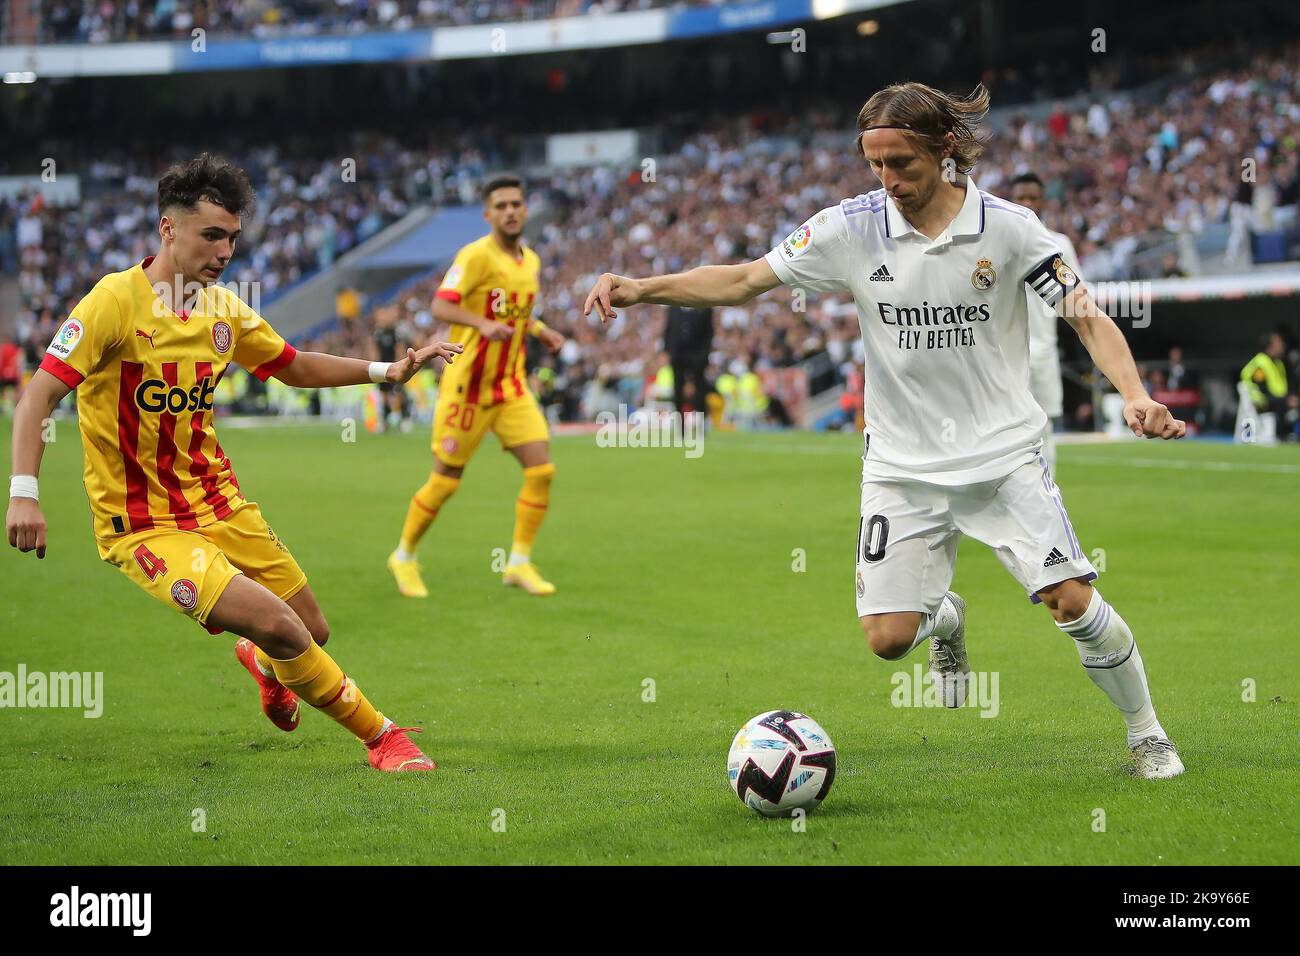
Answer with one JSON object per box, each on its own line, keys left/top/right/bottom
{"left": 765, "top": 176, "right": 1079, "bottom": 485}
{"left": 1026, "top": 227, "right": 1081, "bottom": 419}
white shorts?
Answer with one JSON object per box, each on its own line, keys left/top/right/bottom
{"left": 854, "top": 455, "right": 1096, "bottom": 618}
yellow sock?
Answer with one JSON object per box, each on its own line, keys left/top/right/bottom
{"left": 511, "top": 462, "right": 555, "bottom": 558}
{"left": 253, "top": 645, "right": 277, "bottom": 678}
{"left": 399, "top": 472, "right": 460, "bottom": 554}
{"left": 268, "top": 642, "right": 385, "bottom": 742}
{"left": 707, "top": 392, "right": 725, "bottom": 429}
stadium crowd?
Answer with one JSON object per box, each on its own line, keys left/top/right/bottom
{"left": 0, "top": 134, "right": 503, "bottom": 393}
{"left": 26, "top": 0, "right": 715, "bottom": 44}
{"left": 3, "top": 43, "right": 1298, "bottom": 430}
{"left": 990, "top": 48, "right": 1300, "bottom": 280}
{"left": 313, "top": 43, "right": 1300, "bottom": 426}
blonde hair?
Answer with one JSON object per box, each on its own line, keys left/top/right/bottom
{"left": 856, "top": 82, "right": 991, "bottom": 173}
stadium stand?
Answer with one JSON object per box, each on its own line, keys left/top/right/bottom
{"left": 17, "top": 0, "right": 705, "bottom": 44}
{"left": 326, "top": 44, "right": 1300, "bottom": 426}
{"left": 2, "top": 29, "right": 1297, "bottom": 434}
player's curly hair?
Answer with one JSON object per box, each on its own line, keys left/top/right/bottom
{"left": 157, "top": 153, "right": 256, "bottom": 217}
{"left": 856, "top": 82, "right": 991, "bottom": 173}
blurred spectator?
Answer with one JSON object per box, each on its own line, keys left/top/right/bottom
{"left": 1159, "top": 252, "right": 1189, "bottom": 278}
{"left": 0, "top": 338, "right": 22, "bottom": 414}
{"left": 1240, "top": 330, "right": 1289, "bottom": 417}
{"left": 1167, "top": 346, "right": 1197, "bottom": 390}
{"left": 336, "top": 285, "right": 362, "bottom": 325}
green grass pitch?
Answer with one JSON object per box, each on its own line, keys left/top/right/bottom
{"left": 2, "top": 418, "right": 1297, "bottom": 865}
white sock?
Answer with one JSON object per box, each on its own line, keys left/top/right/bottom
{"left": 508, "top": 550, "right": 530, "bottom": 568}
{"left": 395, "top": 546, "right": 415, "bottom": 561}
{"left": 884, "top": 593, "right": 960, "bottom": 660}
{"left": 1058, "top": 589, "right": 1166, "bottom": 746}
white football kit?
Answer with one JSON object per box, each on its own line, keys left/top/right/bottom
{"left": 1027, "top": 226, "right": 1081, "bottom": 478}
{"left": 1027, "top": 228, "right": 1080, "bottom": 422}
{"left": 765, "top": 177, "right": 1097, "bottom": 618}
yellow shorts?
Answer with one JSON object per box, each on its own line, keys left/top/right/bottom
{"left": 432, "top": 392, "right": 549, "bottom": 468}
{"left": 99, "top": 500, "right": 307, "bottom": 629}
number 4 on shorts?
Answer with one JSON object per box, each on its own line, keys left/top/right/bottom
{"left": 133, "top": 543, "right": 169, "bottom": 581}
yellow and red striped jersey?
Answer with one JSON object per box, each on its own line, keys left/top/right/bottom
{"left": 434, "top": 234, "right": 540, "bottom": 406}
{"left": 40, "top": 256, "right": 296, "bottom": 552}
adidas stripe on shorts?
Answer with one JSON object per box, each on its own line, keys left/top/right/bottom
{"left": 854, "top": 453, "right": 1097, "bottom": 618}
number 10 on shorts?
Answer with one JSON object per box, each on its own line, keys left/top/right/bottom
{"left": 859, "top": 514, "right": 889, "bottom": 563}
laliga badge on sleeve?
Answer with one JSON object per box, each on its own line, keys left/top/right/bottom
{"left": 47, "top": 317, "right": 85, "bottom": 359}
{"left": 781, "top": 222, "right": 814, "bottom": 260}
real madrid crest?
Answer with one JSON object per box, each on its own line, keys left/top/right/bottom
{"left": 1052, "top": 256, "right": 1077, "bottom": 287}
{"left": 971, "top": 258, "right": 996, "bottom": 291}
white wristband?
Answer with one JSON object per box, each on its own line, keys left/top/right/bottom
{"left": 368, "top": 361, "right": 391, "bottom": 384}
{"left": 9, "top": 475, "right": 38, "bottom": 501}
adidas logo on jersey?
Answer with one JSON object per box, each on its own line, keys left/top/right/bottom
{"left": 869, "top": 265, "right": 893, "bottom": 282}
{"left": 1043, "top": 547, "right": 1069, "bottom": 568}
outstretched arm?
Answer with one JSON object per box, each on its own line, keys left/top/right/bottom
{"left": 7, "top": 369, "right": 72, "bottom": 558}
{"left": 274, "top": 342, "right": 463, "bottom": 388}
{"left": 1059, "top": 286, "right": 1184, "bottom": 440}
{"left": 583, "top": 258, "right": 781, "bottom": 320}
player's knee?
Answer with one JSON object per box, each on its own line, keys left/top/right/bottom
{"left": 260, "top": 605, "right": 311, "bottom": 657}
{"left": 525, "top": 461, "right": 556, "bottom": 490}
{"left": 1038, "top": 579, "right": 1092, "bottom": 622}
{"left": 308, "top": 615, "right": 330, "bottom": 647}
{"left": 861, "top": 615, "right": 918, "bottom": 660}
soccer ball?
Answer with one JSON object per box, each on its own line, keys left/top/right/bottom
{"left": 727, "top": 710, "right": 837, "bottom": 817}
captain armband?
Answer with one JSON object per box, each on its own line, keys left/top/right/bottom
{"left": 1024, "top": 254, "right": 1080, "bottom": 308}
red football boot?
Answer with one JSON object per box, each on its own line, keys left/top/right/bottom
{"left": 234, "top": 638, "right": 301, "bottom": 732}
{"left": 366, "top": 724, "right": 436, "bottom": 772}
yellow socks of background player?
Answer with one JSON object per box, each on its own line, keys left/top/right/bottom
{"left": 509, "top": 463, "right": 555, "bottom": 563}
{"left": 269, "top": 642, "right": 385, "bottom": 742}
{"left": 398, "top": 472, "right": 460, "bottom": 556}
